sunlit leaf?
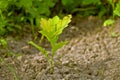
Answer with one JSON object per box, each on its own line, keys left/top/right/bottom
{"left": 39, "top": 15, "right": 72, "bottom": 56}
{"left": 40, "top": 15, "right": 72, "bottom": 43}
{"left": 52, "top": 41, "right": 68, "bottom": 56}
{"left": 103, "top": 19, "right": 115, "bottom": 27}
{"left": 55, "top": 15, "right": 72, "bottom": 36}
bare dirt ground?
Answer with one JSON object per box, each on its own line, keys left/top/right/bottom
{"left": 0, "top": 16, "right": 120, "bottom": 80}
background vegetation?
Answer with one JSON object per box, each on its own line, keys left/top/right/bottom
{"left": 0, "top": 0, "right": 120, "bottom": 37}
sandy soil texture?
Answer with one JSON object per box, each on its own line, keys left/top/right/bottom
{"left": 0, "top": 16, "right": 120, "bottom": 80}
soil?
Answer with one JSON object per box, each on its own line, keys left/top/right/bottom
{"left": 0, "top": 16, "right": 120, "bottom": 80}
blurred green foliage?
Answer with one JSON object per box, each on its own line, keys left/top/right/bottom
{"left": 114, "top": 0, "right": 120, "bottom": 17}
{"left": 0, "top": 38, "right": 7, "bottom": 48}
{"left": 0, "top": 0, "right": 56, "bottom": 36}
{"left": 103, "top": 0, "right": 120, "bottom": 37}
{"left": 0, "top": 0, "right": 120, "bottom": 36}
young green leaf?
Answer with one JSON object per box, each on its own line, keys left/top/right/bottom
{"left": 40, "top": 15, "right": 72, "bottom": 44}
{"left": 52, "top": 41, "right": 68, "bottom": 56}
{"left": 103, "top": 19, "right": 115, "bottom": 27}
{"left": 55, "top": 15, "right": 72, "bottom": 36}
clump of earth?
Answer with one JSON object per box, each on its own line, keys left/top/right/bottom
{"left": 0, "top": 16, "right": 120, "bottom": 80}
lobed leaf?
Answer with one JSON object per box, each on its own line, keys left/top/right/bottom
{"left": 40, "top": 15, "right": 72, "bottom": 44}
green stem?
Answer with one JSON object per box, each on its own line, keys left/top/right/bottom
{"left": 110, "top": 2, "right": 115, "bottom": 33}
{"left": 39, "top": 35, "right": 44, "bottom": 44}
{"left": 112, "top": 2, "right": 115, "bottom": 19}
{"left": 29, "top": 41, "right": 54, "bottom": 73}
{"left": 28, "top": 41, "right": 49, "bottom": 59}
{"left": 30, "top": 19, "right": 35, "bottom": 38}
